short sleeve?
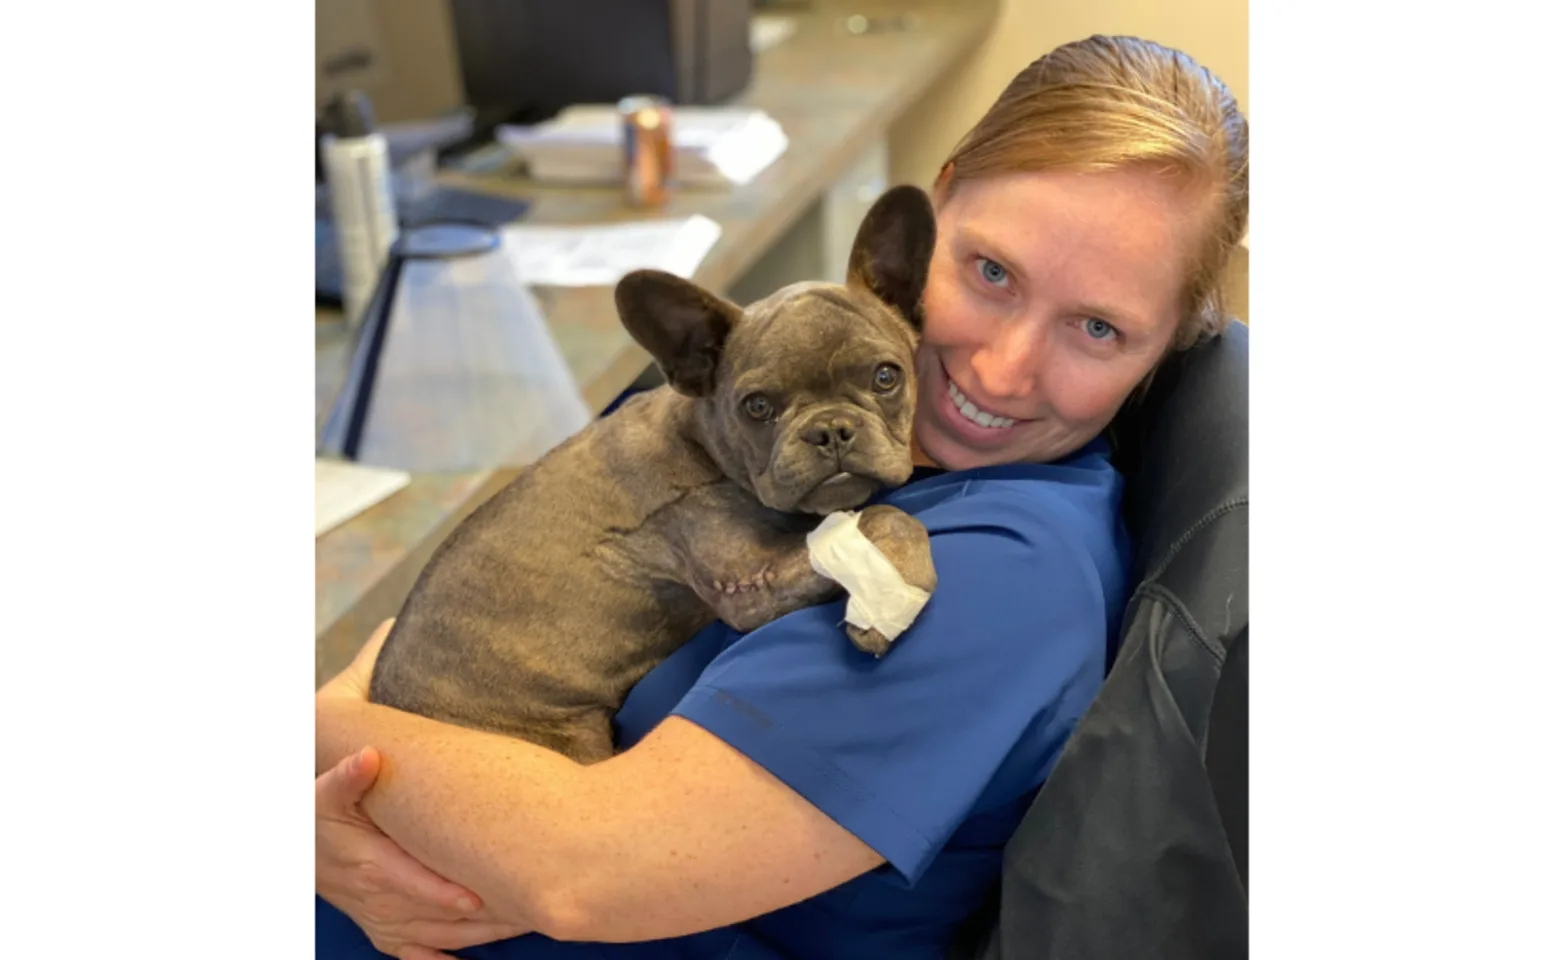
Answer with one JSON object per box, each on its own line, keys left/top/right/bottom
{"left": 670, "top": 489, "right": 1111, "bottom": 885}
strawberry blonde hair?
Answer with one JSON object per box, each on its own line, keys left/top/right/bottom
{"left": 940, "top": 35, "right": 1248, "bottom": 351}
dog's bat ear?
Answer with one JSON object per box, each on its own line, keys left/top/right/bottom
{"left": 845, "top": 184, "right": 937, "bottom": 331}
{"left": 615, "top": 270, "right": 743, "bottom": 398}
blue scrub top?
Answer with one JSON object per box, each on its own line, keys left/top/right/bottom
{"left": 317, "top": 437, "right": 1130, "bottom": 960}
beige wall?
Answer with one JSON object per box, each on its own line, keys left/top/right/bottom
{"left": 316, "top": 0, "right": 464, "bottom": 123}
{"left": 888, "top": 0, "right": 1248, "bottom": 189}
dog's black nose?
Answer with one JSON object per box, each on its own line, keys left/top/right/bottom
{"left": 805, "top": 419, "right": 856, "bottom": 453}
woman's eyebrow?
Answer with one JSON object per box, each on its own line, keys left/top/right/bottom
{"left": 954, "top": 227, "right": 1030, "bottom": 285}
{"left": 1074, "top": 300, "right": 1149, "bottom": 334}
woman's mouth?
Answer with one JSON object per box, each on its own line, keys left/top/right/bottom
{"left": 947, "top": 380, "right": 1016, "bottom": 429}
{"left": 934, "top": 362, "right": 1027, "bottom": 445}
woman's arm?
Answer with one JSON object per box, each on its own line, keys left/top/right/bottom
{"left": 322, "top": 484, "right": 1114, "bottom": 947}
{"left": 317, "top": 694, "right": 883, "bottom": 943}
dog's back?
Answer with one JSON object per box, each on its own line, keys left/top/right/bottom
{"left": 369, "top": 388, "right": 722, "bottom": 761}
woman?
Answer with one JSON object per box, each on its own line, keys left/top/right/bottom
{"left": 316, "top": 34, "right": 1248, "bottom": 960}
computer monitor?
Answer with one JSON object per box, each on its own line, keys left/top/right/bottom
{"left": 447, "top": 0, "right": 754, "bottom": 135}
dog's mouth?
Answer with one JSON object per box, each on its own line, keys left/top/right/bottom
{"left": 816, "top": 471, "right": 863, "bottom": 494}
{"left": 757, "top": 427, "right": 916, "bottom": 515}
{"left": 790, "top": 470, "right": 885, "bottom": 516}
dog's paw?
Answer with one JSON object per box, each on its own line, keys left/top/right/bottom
{"left": 846, "top": 623, "right": 894, "bottom": 658}
{"left": 854, "top": 506, "right": 937, "bottom": 595}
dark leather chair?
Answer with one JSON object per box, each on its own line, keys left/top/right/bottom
{"left": 953, "top": 320, "right": 1249, "bottom": 959}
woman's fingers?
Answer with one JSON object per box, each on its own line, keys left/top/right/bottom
{"left": 317, "top": 744, "right": 489, "bottom": 946}
{"left": 316, "top": 747, "right": 379, "bottom": 816}
{"left": 367, "top": 830, "right": 485, "bottom": 916}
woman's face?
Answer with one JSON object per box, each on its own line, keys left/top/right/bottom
{"left": 913, "top": 167, "right": 1205, "bottom": 470}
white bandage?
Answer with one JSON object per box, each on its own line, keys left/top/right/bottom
{"left": 806, "top": 510, "right": 931, "bottom": 645}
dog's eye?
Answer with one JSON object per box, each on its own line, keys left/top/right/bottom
{"left": 742, "top": 393, "right": 774, "bottom": 421}
{"left": 872, "top": 364, "right": 902, "bottom": 393}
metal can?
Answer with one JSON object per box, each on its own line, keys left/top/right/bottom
{"left": 618, "top": 94, "right": 673, "bottom": 208}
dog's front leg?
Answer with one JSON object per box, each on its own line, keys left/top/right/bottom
{"left": 660, "top": 484, "right": 845, "bottom": 633}
{"left": 669, "top": 488, "right": 936, "bottom": 652}
{"left": 686, "top": 529, "right": 846, "bottom": 634}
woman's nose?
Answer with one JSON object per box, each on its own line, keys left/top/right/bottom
{"left": 969, "top": 323, "right": 1045, "bottom": 401}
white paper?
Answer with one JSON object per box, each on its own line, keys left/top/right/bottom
{"left": 501, "top": 215, "right": 722, "bottom": 287}
{"left": 501, "top": 106, "right": 772, "bottom": 149}
{"left": 496, "top": 106, "right": 788, "bottom": 187}
{"left": 750, "top": 15, "right": 797, "bottom": 53}
{"left": 315, "top": 458, "right": 412, "bottom": 537}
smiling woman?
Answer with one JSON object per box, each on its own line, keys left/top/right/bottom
{"left": 315, "top": 32, "right": 1247, "bottom": 960}
{"left": 914, "top": 166, "right": 1215, "bottom": 470}
{"left": 910, "top": 36, "right": 1247, "bottom": 472}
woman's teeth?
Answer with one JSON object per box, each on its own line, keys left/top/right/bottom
{"left": 948, "top": 381, "right": 1015, "bottom": 429}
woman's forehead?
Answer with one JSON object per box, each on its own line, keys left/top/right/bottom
{"left": 938, "top": 169, "right": 1200, "bottom": 327}
{"left": 940, "top": 168, "right": 1199, "bottom": 246}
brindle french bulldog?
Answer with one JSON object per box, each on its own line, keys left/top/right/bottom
{"left": 368, "top": 185, "right": 938, "bottom": 763}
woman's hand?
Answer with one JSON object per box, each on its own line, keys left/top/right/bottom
{"left": 318, "top": 745, "right": 532, "bottom": 958}
{"left": 317, "top": 621, "right": 532, "bottom": 957}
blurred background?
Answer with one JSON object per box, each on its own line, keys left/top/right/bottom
{"left": 314, "top": 0, "right": 1246, "bottom": 183}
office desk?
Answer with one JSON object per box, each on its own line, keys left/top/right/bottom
{"left": 316, "top": 0, "right": 1000, "bottom": 685}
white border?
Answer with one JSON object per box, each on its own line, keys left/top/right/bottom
{"left": 1255, "top": 0, "right": 1562, "bottom": 954}
{"left": 4, "top": 2, "right": 313, "bottom": 953}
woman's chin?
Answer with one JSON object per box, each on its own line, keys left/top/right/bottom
{"left": 916, "top": 422, "right": 998, "bottom": 472}
{"left": 918, "top": 417, "right": 1094, "bottom": 469}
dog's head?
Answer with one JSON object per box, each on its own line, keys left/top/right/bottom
{"left": 615, "top": 185, "right": 936, "bottom": 514}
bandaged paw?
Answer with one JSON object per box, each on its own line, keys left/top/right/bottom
{"left": 806, "top": 510, "right": 931, "bottom": 647}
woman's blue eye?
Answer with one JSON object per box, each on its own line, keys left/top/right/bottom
{"left": 1084, "top": 317, "right": 1117, "bottom": 340}
{"left": 979, "top": 258, "right": 1008, "bottom": 286}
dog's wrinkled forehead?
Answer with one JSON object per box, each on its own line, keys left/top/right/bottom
{"left": 722, "top": 281, "right": 917, "bottom": 384}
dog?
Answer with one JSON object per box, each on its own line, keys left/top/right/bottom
{"left": 368, "top": 185, "right": 939, "bottom": 764}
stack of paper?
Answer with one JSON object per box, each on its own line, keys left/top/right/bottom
{"left": 501, "top": 215, "right": 722, "bottom": 287}
{"left": 497, "top": 106, "right": 788, "bottom": 188}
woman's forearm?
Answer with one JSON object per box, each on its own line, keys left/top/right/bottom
{"left": 315, "top": 696, "right": 595, "bottom": 937}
